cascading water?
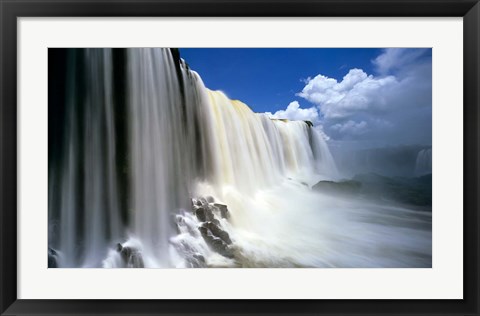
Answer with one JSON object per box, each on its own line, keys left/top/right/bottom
{"left": 415, "top": 148, "right": 432, "bottom": 176}
{"left": 204, "top": 91, "right": 338, "bottom": 193}
{"left": 49, "top": 49, "right": 123, "bottom": 267}
{"left": 128, "top": 49, "right": 190, "bottom": 265}
{"left": 49, "top": 48, "right": 431, "bottom": 268}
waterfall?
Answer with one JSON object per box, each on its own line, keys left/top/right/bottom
{"left": 49, "top": 49, "right": 123, "bottom": 267}
{"left": 205, "top": 91, "right": 338, "bottom": 194}
{"left": 415, "top": 148, "right": 432, "bottom": 176}
{"left": 124, "top": 49, "right": 338, "bottom": 266}
{"left": 128, "top": 49, "right": 187, "bottom": 264}
{"left": 49, "top": 48, "right": 431, "bottom": 268}
{"left": 127, "top": 49, "right": 216, "bottom": 264}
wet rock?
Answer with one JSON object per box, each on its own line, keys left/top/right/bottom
{"left": 193, "top": 254, "right": 205, "bottom": 264}
{"left": 313, "top": 180, "right": 361, "bottom": 195}
{"left": 116, "top": 243, "right": 145, "bottom": 268}
{"left": 189, "top": 196, "right": 235, "bottom": 259}
{"left": 203, "top": 221, "right": 232, "bottom": 244}
{"left": 199, "top": 221, "right": 233, "bottom": 258}
{"left": 192, "top": 197, "right": 229, "bottom": 220}
{"left": 202, "top": 234, "right": 233, "bottom": 258}
{"left": 194, "top": 207, "right": 207, "bottom": 222}
{"left": 210, "top": 238, "right": 233, "bottom": 258}
{"left": 213, "top": 203, "right": 230, "bottom": 219}
{"left": 189, "top": 253, "right": 206, "bottom": 268}
{"left": 48, "top": 247, "right": 59, "bottom": 268}
{"left": 198, "top": 225, "right": 208, "bottom": 236}
{"left": 198, "top": 197, "right": 208, "bottom": 206}
{"left": 194, "top": 206, "right": 214, "bottom": 222}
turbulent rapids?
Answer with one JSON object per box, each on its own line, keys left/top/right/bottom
{"left": 48, "top": 48, "right": 431, "bottom": 268}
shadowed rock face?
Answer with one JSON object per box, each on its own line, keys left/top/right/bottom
{"left": 48, "top": 247, "right": 59, "bottom": 268}
{"left": 194, "top": 205, "right": 214, "bottom": 222}
{"left": 191, "top": 196, "right": 234, "bottom": 258}
{"left": 313, "top": 180, "right": 362, "bottom": 195}
{"left": 213, "top": 203, "right": 230, "bottom": 219}
{"left": 199, "top": 221, "right": 233, "bottom": 258}
{"left": 170, "top": 196, "right": 235, "bottom": 267}
{"left": 116, "top": 243, "right": 145, "bottom": 268}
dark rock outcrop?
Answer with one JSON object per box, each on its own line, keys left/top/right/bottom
{"left": 116, "top": 243, "right": 145, "bottom": 268}
{"left": 199, "top": 222, "right": 233, "bottom": 258}
{"left": 48, "top": 247, "right": 59, "bottom": 268}
{"left": 201, "top": 221, "right": 232, "bottom": 244}
{"left": 194, "top": 205, "right": 214, "bottom": 222}
{"left": 213, "top": 203, "right": 230, "bottom": 219}
{"left": 191, "top": 196, "right": 234, "bottom": 258}
{"left": 313, "top": 180, "right": 362, "bottom": 195}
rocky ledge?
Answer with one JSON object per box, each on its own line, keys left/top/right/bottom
{"left": 115, "top": 243, "right": 145, "bottom": 268}
{"left": 48, "top": 247, "right": 59, "bottom": 268}
{"left": 191, "top": 196, "right": 234, "bottom": 258}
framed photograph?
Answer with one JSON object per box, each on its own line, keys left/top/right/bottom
{"left": 1, "top": 0, "right": 479, "bottom": 315}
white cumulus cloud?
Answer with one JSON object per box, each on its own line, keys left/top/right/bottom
{"left": 266, "top": 101, "right": 320, "bottom": 124}
{"left": 296, "top": 48, "right": 431, "bottom": 145}
{"left": 297, "top": 68, "right": 398, "bottom": 119}
{"left": 331, "top": 120, "right": 368, "bottom": 135}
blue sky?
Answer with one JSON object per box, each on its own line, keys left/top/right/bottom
{"left": 180, "top": 48, "right": 382, "bottom": 114}
{"left": 179, "top": 48, "right": 432, "bottom": 146}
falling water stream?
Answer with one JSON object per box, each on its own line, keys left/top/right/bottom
{"left": 415, "top": 148, "right": 432, "bottom": 176}
{"left": 49, "top": 48, "right": 431, "bottom": 268}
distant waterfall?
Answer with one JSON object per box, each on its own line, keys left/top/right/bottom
{"left": 415, "top": 148, "right": 432, "bottom": 176}
{"left": 49, "top": 48, "right": 337, "bottom": 267}
{"left": 205, "top": 92, "right": 338, "bottom": 194}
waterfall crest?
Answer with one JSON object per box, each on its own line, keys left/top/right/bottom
{"left": 205, "top": 91, "right": 338, "bottom": 194}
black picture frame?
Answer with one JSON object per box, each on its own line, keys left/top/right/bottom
{"left": 1, "top": 0, "right": 479, "bottom": 315}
